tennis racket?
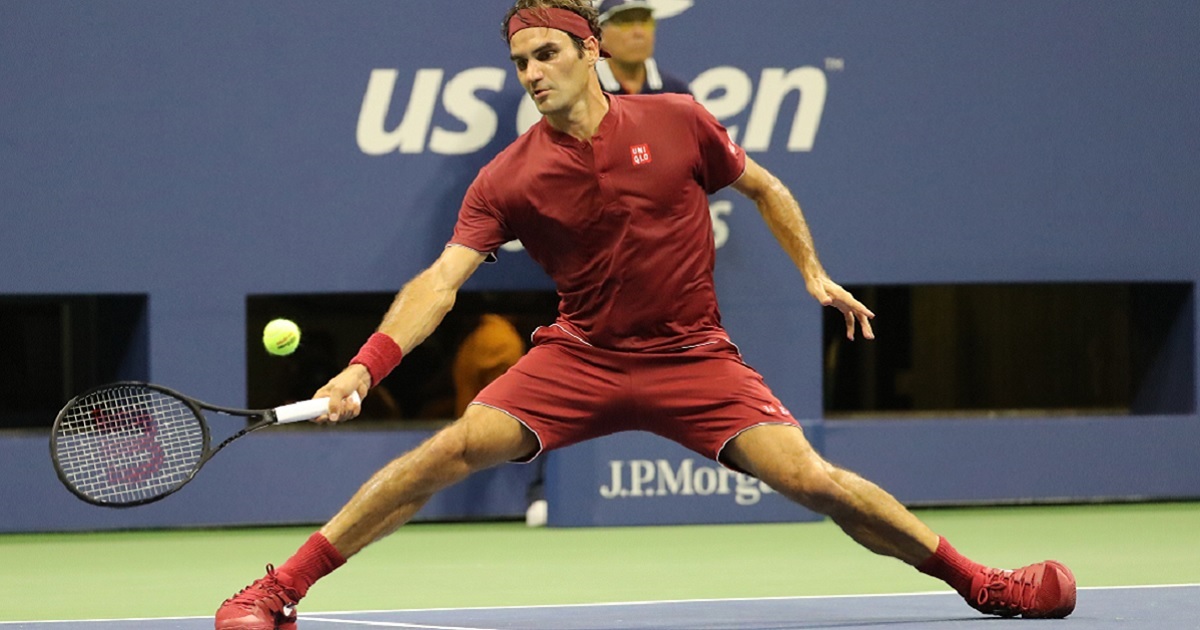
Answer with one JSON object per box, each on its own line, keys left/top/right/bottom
{"left": 49, "top": 381, "right": 360, "bottom": 508}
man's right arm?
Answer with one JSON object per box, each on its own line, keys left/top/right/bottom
{"left": 375, "top": 244, "right": 489, "bottom": 356}
{"left": 732, "top": 156, "right": 875, "bottom": 341}
{"left": 317, "top": 244, "right": 488, "bottom": 420}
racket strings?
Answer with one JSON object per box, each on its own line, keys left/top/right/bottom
{"left": 54, "top": 386, "right": 206, "bottom": 504}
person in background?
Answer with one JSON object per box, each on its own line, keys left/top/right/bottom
{"left": 451, "top": 314, "right": 526, "bottom": 418}
{"left": 595, "top": 0, "right": 690, "bottom": 95}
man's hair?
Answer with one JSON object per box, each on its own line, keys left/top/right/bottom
{"left": 502, "top": 0, "right": 602, "bottom": 53}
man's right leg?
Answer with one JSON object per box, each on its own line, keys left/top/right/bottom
{"left": 320, "top": 403, "right": 538, "bottom": 554}
{"left": 215, "top": 404, "right": 539, "bottom": 630}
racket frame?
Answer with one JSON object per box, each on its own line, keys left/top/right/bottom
{"left": 50, "top": 381, "right": 286, "bottom": 508}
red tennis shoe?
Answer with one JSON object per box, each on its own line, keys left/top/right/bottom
{"left": 215, "top": 564, "right": 300, "bottom": 630}
{"left": 968, "top": 560, "right": 1076, "bottom": 618}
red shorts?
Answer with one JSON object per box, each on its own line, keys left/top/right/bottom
{"left": 472, "top": 325, "right": 800, "bottom": 467}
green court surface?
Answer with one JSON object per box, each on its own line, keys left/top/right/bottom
{"left": 1, "top": 502, "right": 1197, "bottom": 622}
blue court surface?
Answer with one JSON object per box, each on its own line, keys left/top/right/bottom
{"left": 1, "top": 585, "right": 1194, "bottom": 629}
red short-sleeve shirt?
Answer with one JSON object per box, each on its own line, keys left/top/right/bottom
{"left": 450, "top": 94, "right": 746, "bottom": 351}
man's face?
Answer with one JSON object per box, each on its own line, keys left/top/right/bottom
{"left": 600, "top": 9, "right": 655, "bottom": 65}
{"left": 510, "top": 27, "right": 595, "bottom": 115}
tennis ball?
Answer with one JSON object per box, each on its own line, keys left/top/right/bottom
{"left": 262, "top": 318, "right": 301, "bottom": 356}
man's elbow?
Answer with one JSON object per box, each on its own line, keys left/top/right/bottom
{"left": 732, "top": 159, "right": 780, "bottom": 202}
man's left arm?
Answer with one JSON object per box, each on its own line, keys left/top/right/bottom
{"left": 731, "top": 156, "right": 875, "bottom": 340}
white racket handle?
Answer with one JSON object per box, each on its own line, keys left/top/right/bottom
{"left": 274, "top": 391, "right": 362, "bottom": 424}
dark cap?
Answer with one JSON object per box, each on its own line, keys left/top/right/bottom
{"left": 596, "top": 0, "right": 654, "bottom": 25}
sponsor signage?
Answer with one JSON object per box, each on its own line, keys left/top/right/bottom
{"left": 544, "top": 427, "right": 823, "bottom": 527}
{"left": 356, "top": 64, "right": 828, "bottom": 156}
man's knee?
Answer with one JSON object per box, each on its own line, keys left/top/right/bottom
{"left": 767, "top": 456, "right": 849, "bottom": 515}
{"left": 422, "top": 425, "right": 472, "bottom": 469}
{"left": 420, "top": 406, "right": 536, "bottom": 473}
{"left": 373, "top": 428, "right": 468, "bottom": 494}
{"left": 725, "top": 424, "right": 841, "bottom": 511}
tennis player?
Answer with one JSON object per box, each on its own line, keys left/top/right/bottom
{"left": 216, "top": 1, "right": 1076, "bottom": 627}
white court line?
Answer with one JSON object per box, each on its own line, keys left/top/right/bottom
{"left": 0, "top": 616, "right": 202, "bottom": 626}
{"left": 1, "top": 583, "right": 1195, "bottom": 626}
{"left": 305, "top": 617, "right": 495, "bottom": 630}
{"left": 304, "top": 582, "right": 1200, "bottom": 616}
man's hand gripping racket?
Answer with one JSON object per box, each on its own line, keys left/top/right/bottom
{"left": 49, "top": 382, "right": 360, "bottom": 508}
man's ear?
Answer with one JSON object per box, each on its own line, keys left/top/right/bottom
{"left": 584, "top": 36, "right": 603, "bottom": 63}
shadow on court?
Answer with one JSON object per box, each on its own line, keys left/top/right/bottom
{"left": 1, "top": 586, "right": 1194, "bottom": 629}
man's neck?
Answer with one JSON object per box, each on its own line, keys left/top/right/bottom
{"left": 607, "top": 59, "right": 647, "bottom": 94}
{"left": 546, "top": 81, "right": 610, "bottom": 142}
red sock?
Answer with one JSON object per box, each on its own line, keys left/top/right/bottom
{"left": 916, "top": 536, "right": 986, "bottom": 597}
{"left": 277, "top": 532, "right": 347, "bottom": 598}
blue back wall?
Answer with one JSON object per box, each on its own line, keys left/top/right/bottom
{"left": 2, "top": 1, "right": 1197, "bottom": 530}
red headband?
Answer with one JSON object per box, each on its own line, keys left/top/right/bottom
{"left": 507, "top": 7, "right": 610, "bottom": 57}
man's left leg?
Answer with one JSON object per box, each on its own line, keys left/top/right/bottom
{"left": 722, "top": 424, "right": 1075, "bottom": 619}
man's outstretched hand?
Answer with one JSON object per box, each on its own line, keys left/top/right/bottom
{"left": 807, "top": 276, "right": 875, "bottom": 341}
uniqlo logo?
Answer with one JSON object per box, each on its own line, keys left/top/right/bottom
{"left": 630, "top": 144, "right": 652, "bottom": 166}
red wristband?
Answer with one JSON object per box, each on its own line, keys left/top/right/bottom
{"left": 349, "top": 333, "right": 404, "bottom": 387}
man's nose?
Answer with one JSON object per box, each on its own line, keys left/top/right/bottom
{"left": 525, "top": 61, "right": 545, "bottom": 81}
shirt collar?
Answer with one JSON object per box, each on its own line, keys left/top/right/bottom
{"left": 539, "top": 93, "right": 620, "bottom": 148}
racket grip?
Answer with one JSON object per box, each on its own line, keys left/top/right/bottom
{"left": 274, "top": 391, "right": 363, "bottom": 424}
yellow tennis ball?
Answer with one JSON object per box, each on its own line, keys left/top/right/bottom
{"left": 263, "top": 318, "right": 301, "bottom": 356}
